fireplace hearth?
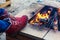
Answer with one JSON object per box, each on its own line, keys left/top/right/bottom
{"left": 28, "top": 6, "right": 60, "bottom": 31}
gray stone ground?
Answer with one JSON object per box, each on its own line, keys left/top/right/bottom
{"left": 6, "top": 0, "right": 60, "bottom": 16}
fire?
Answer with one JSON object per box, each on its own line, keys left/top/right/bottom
{"left": 30, "top": 12, "right": 49, "bottom": 25}
{"left": 36, "top": 12, "right": 49, "bottom": 19}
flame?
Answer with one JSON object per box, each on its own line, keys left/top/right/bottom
{"left": 30, "top": 11, "right": 50, "bottom": 25}
{"left": 36, "top": 12, "right": 49, "bottom": 19}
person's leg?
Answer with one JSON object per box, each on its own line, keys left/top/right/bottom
{"left": 0, "top": 20, "right": 10, "bottom": 33}
{"left": 6, "top": 15, "right": 28, "bottom": 34}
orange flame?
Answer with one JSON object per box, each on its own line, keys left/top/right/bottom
{"left": 30, "top": 11, "right": 50, "bottom": 25}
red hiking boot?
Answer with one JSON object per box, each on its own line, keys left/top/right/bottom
{"left": 6, "top": 15, "right": 28, "bottom": 34}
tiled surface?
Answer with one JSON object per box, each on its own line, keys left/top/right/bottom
{"left": 20, "top": 24, "right": 48, "bottom": 38}
{"left": 44, "top": 30, "right": 60, "bottom": 40}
